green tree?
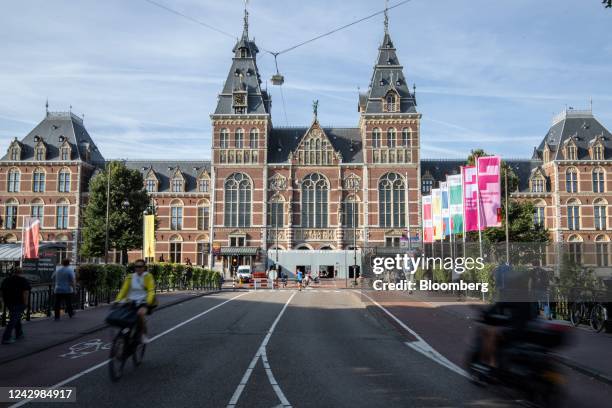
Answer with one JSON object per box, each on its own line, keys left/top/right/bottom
{"left": 81, "top": 161, "right": 150, "bottom": 261}
{"left": 604, "top": 1, "right": 611, "bottom": 9}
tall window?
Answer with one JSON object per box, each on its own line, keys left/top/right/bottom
{"left": 387, "top": 128, "right": 396, "bottom": 148}
{"left": 595, "top": 236, "right": 609, "bottom": 267}
{"left": 197, "top": 242, "right": 208, "bottom": 266}
{"left": 33, "top": 169, "right": 45, "bottom": 192}
{"left": 267, "top": 197, "right": 284, "bottom": 227}
{"left": 342, "top": 196, "right": 359, "bottom": 228}
{"left": 235, "top": 128, "right": 244, "bottom": 148}
{"left": 385, "top": 93, "right": 397, "bottom": 112}
{"left": 58, "top": 169, "right": 71, "bottom": 192}
{"left": 593, "top": 145, "right": 604, "bottom": 160}
{"left": 249, "top": 129, "right": 258, "bottom": 148}
{"left": 224, "top": 173, "right": 251, "bottom": 227}
{"left": 8, "top": 169, "right": 20, "bottom": 192}
{"left": 567, "top": 200, "right": 580, "bottom": 230}
{"left": 220, "top": 128, "right": 229, "bottom": 148}
{"left": 566, "top": 144, "right": 577, "bottom": 160}
{"left": 35, "top": 147, "right": 45, "bottom": 160}
{"left": 301, "top": 173, "right": 328, "bottom": 228}
{"left": 531, "top": 178, "right": 544, "bottom": 193}
{"left": 372, "top": 128, "right": 381, "bottom": 148}
{"left": 56, "top": 204, "right": 69, "bottom": 229}
{"left": 171, "top": 176, "right": 183, "bottom": 192}
{"left": 534, "top": 205, "right": 545, "bottom": 227}
{"left": 61, "top": 147, "right": 70, "bottom": 160}
{"left": 566, "top": 168, "right": 578, "bottom": 193}
{"left": 169, "top": 237, "right": 182, "bottom": 263}
{"left": 593, "top": 168, "right": 605, "bottom": 193}
{"left": 31, "top": 201, "right": 44, "bottom": 223}
{"left": 594, "top": 199, "right": 607, "bottom": 231}
{"left": 401, "top": 128, "right": 411, "bottom": 147}
{"left": 568, "top": 236, "right": 582, "bottom": 264}
{"left": 379, "top": 173, "right": 406, "bottom": 227}
{"left": 146, "top": 179, "right": 157, "bottom": 192}
{"left": 198, "top": 206, "right": 209, "bottom": 230}
{"left": 10, "top": 147, "right": 19, "bottom": 161}
{"left": 198, "top": 178, "right": 209, "bottom": 193}
{"left": 171, "top": 204, "right": 183, "bottom": 230}
{"left": 5, "top": 200, "right": 18, "bottom": 229}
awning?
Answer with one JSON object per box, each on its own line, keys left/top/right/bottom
{"left": 0, "top": 243, "right": 22, "bottom": 262}
{"left": 220, "top": 247, "right": 259, "bottom": 256}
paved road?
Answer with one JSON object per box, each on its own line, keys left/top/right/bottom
{"left": 0, "top": 289, "right": 568, "bottom": 407}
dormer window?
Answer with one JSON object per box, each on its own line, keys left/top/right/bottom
{"left": 240, "top": 48, "right": 247, "bottom": 58}
{"left": 592, "top": 144, "right": 604, "bottom": 160}
{"left": 34, "top": 140, "right": 46, "bottom": 161}
{"left": 8, "top": 140, "right": 21, "bottom": 161}
{"left": 383, "top": 91, "right": 399, "bottom": 113}
{"left": 564, "top": 142, "right": 577, "bottom": 160}
{"left": 531, "top": 177, "right": 545, "bottom": 193}
{"left": 146, "top": 178, "right": 157, "bottom": 193}
{"left": 171, "top": 170, "right": 185, "bottom": 193}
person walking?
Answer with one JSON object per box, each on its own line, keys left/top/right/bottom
{"left": 296, "top": 269, "right": 303, "bottom": 292}
{"left": 52, "top": 259, "right": 76, "bottom": 320}
{"left": 1, "top": 267, "right": 31, "bottom": 344}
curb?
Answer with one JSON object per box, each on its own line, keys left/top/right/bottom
{"left": 552, "top": 353, "right": 612, "bottom": 387}
{"left": 0, "top": 289, "right": 221, "bottom": 366}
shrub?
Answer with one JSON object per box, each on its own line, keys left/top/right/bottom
{"left": 104, "top": 264, "right": 127, "bottom": 290}
{"left": 77, "top": 264, "right": 104, "bottom": 291}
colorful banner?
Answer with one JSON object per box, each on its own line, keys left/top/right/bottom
{"left": 440, "top": 182, "right": 450, "bottom": 237}
{"left": 462, "top": 166, "right": 480, "bottom": 232}
{"left": 422, "top": 196, "right": 433, "bottom": 243}
{"left": 431, "top": 188, "right": 443, "bottom": 240}
{"left": 477, "top": 156, "right": 502, "bottom": 228}
{"left": 143, "top": 214, "right": 156, "bottom": 259}
{"left": 22, "top": 217, "right": 40, "bottom": 259}
{"left": 447, "top": 174, "right": 464, "bottom": 234}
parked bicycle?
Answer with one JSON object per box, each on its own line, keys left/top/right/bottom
{"left": 106, "top": 303, "right": 146, "bottom": 381}
{"left": 569, "top": 301, "right": 608, "bottom": 333}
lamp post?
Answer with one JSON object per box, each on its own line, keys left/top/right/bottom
{"left": 275, "top": 204, "right": 279, "bottom": 269}
{"left": 353, "top": 185, "right": 358, "bottom": 286}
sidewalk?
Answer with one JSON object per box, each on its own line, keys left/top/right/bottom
{"left": 0, "top": 289, "right": 219, "bottom": 365}
{"left": 367, "top": 291, "right": 612, "bottom": 386}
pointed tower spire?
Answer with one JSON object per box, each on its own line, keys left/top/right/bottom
{"left": 384, "top": 0, "right": 389, "bottom": 34}
{"left": 242, "top": 0, "right": 249, "bottom": 39}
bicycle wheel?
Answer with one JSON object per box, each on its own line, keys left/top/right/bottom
{"left": 590, "top": 304, "right": 607, "bottom": 333}
{"left": 109, "top": 332, "right": 127, "bottom": 382}
{"left": 569, "top": 303, "right": 582, "bottom": 327}
{"left": 132, "top": 342, "right": 146, "bottom": 366}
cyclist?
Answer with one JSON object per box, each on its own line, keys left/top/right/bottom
{"left": 115, "top": 259, "right": 156, "bottom": 344}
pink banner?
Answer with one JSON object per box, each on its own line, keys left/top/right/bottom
{"left": 422, "top": 196, "right": 433, "bottom": 243}
{"left": 462, "top": 166, "right": 480, "bottom": 232}
{"left": 22, "top": 217, "right": 40, "bottom": 259}
{"left": 477, "top": 156, "right": 502, "bottom": 228}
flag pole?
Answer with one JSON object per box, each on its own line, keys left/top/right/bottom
{"left": 461, "top": 167, "right": 466, "bottom": 259}
{"left": 476, "top": 160, "right": 483, "bottom": 260}
{"left": 504, "top": 168, "right": 510, "bottom": 265}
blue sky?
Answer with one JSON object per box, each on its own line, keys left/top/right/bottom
{"left": 1, "top": 0, "right": 611, "bottom": 159}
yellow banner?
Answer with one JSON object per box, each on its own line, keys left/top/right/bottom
{"left": 143, "top": 214, "right": 156, "bottom": 259}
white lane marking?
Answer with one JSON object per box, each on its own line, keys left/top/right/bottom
{"left": 358, "top": 291, "right": 470, "bottom": 379}
{"left": 59, "top": 339, "right": 110, "bottom": 359}
{"left": 9, "top": 292, "right": 249, "bottom": 408}
{"left": 227, "top": 292, "right": 295, "bottom": 408}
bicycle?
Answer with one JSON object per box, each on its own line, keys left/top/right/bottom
{"left": 107, "top": 303, "right": 146, "bottom": 382}
{"left": 590, "top": 303, "right": 608, "bottom": 333}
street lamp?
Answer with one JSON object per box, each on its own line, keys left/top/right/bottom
{"left": 353, "top": 185, "right": 358, "bottom": 286}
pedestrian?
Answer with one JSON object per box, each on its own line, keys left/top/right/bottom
{"left": 1, "top": 267, "right": 31, "bottom": 344}
{"left": 267, "top": 265, "right": 277, "bottom": 289}
{"left": 52, "top": 259, "right": 76, "bottom": 320}
{"left": 296, "top": 268, "right": 303, "bottom": 291}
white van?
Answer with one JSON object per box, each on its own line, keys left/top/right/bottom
{"left": 236, "top": 265, "right": 253, "bottom": 282}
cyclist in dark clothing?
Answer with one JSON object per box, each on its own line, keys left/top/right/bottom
{"left": 1, "top": 267, "right": 31, "bottom": 344}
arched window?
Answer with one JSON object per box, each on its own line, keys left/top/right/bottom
{"left": 593, "top": 168, "right": 605, "bottom": 193}
{"left": 58, "top": 169, "right": 71, "bottom": 192}
{"left": 342, "top": 195, "right": 359, "bottom": 228}
{"left": 249, "top": 128, "right": 258, "bottom": 148}
{"left": 169, "top": 235, "right": 182, "bottom": 264}
{"left": 567, "top": 234, "right": 583, "bottom": 264}
{"left": 384, "top": 92, "right": 397, "bottom": 112}
{"left": 267, "top": 194, "right": 285, "bottom": 227}
{"left": 31, "top": 198, "right": 44, "bottom": 223}
{"left": 533, "top": 200, "right": 546, "bottom": 227}
{"left": 372, "top": 128, "right": 381, "bottom": 148}
{"left": 33, "top": 168, "right": 46, "bottom": 192}
{"left": 10, "top": 145, "right": 20, "bottom": 161}
{"left": 224, "top": 173, "right": 251, "bottom": 227}
{"left": 387, "top": 128, "right": 396, "bottom": 148}
{"left": 220, "top": 128, "right": 229, "bottom": 148}
{"left": 595, "top": 235, "right": 609, "bottom": 267}
{"left": 197, "top": 200, "right": 209, "bottom": 230}
{"left": 196, "top": 235, "right": 209, "bottom": 266}
{"left": 170, "top": 200, "right": 183, "bottom": 230}
{"left": 567, "top": 198, "right": 580, "bottom": 230}
{"left": 56, "top": 199, "right": 69, "bottom": 229}
{"left": 235, "top": 128, "right": 244, "bottom": 148}
{"left": 594, "top": 198, "right": 607, "bottom": 231}
{"left": 379, "top": 173, "right": 406, "bottom": 227}
{"left": 8, "top": 169, "right": 20, "bottom": 192}
{"left": 301, "top": 173, "right": 328, "bottom": 228}
{"left": 4, "top": 198, "right": 18, "bottom": 229}
{"left": 401, "top": 128, "right": 411, "bottom": 147}
{"left": 565, "top": 168, "right": 578, "bottom": 193}
{"left": 35, "top": 145, "right": 46, "bottom": 161}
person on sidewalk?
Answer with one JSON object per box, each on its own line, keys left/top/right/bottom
{"left": 1, "top": 267, "right": 31, "bottom": 345}
{"left": 52, "top": 259, "right": 76, "bottom": 320}
{"left": 115, "top": 259, "right": 156, "bottom": 344}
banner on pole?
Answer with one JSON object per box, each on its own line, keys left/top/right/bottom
{"left": 462, "top": 166, "right": 480, "bottom": 232}
{"left": 447, "top": 174, "right": 464, "bottom": 234}
{"left": 431, "top": 188, "right": 443, "bottom": 240}
{"left": 143, "top": 214, "right": 156, "bottom": 259}
{"left": 440, "top": 182, "right": 451, "bottom": 237}
{"left": 422, "top": 195, "right": 433, "bottom": 243}
{"left": 477, "top": 156, "right": 502, "bottom": 228}
{"left": 22, "top": 217, "right": 40, "bottom": 259}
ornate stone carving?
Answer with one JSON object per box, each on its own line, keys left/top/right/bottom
{"left": 268, "top": 173, "right": 287, "bottom": 191}
{"left": 343, "top": 173, "right": 361, "bottom": 190}
{"left": 294, "top": 228, "right": 336, "bottom": 241}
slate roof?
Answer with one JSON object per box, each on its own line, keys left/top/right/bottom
{"left": 363, "top": 32, "right": 417, "bottom": 114}
{"left": 1, "top": 112, "right": 104, "bottom": 164}
{"left": 267, "top": 127, "right": 363, "bottom": 164}
{"left": 534, "top": 109, "right": 611, "bottom": 160}
{"left": 420, "top": 159, "right": 541, "bottom": 192}
{"left": 122, "top": 160, "right": 211, "bottom": 193}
